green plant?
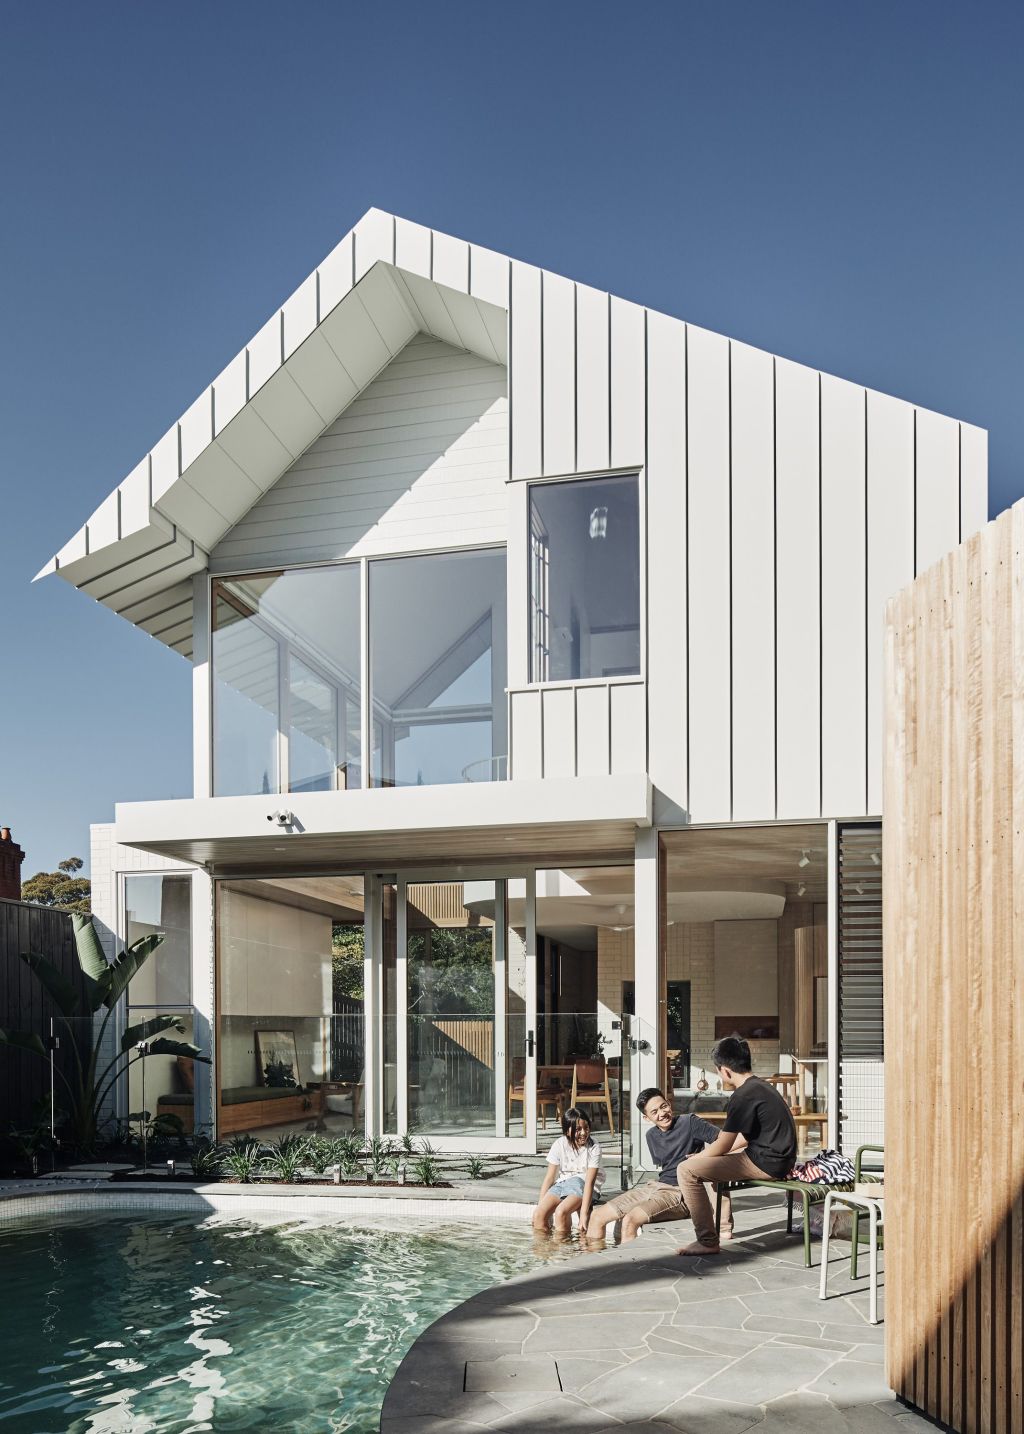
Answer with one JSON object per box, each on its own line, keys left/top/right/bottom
{"left": 262, "top": 1134, "right": 309, "bottom": 1182}
{"left": 465, "top": 1155, "right": 485, "bottom": 1180}
{"left": 263, "top": 1058, "right": 297, "bottom": 1088}
{"left": 305, "top": 1135, "right": 338, "bottom": 1175}
{"left": 363, "top": 1135, "right": 396, "bottom": 1182}
{"left": 335, "top": 1134, "right": 363, "bottom": 1178}
{"left": 219, "top": 1138, "right": 263, "bottom": 1183}
{"left": 189, "top": 1138, "right": 222, "bottom": 1179}
{"left": 412, "top": 1155, "right": 444, "bottom": 1186}
{"left": 0, "top": 914, "right": 209, "bottom": 1152}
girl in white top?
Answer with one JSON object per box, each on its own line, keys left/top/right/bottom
{"left": 532, "top": 1107, "right": 605, "bottom": 1236}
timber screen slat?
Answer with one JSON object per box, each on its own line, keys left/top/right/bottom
{"left": 884, "top": 501, "right": 1024, "bottom": 1434}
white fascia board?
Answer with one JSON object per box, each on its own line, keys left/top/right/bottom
{"left": 115, "top": 775, "right": 652, "bottom": 849}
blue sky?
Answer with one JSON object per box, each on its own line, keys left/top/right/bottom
{"left": 1, "top": 2, "right": 1021, "bottom": 876}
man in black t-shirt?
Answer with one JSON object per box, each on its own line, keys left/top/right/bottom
{"left": 675, "top": 1035, "right": 797, "bottom": 1256}
{"left": 585, "top": 1088, "right": 733, "bottom": 1243}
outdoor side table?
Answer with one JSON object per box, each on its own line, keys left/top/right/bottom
{"left": 819, "top": 1189, "right": 885, "bottom": 1324}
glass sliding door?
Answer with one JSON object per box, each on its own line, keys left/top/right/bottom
{"left": 390, "top": 872, "right": 537, "bottom": 1151}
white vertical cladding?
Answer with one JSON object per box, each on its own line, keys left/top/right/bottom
{"left": 540, "top": 687, "right": 575, "bottom": 778}
{"left": 190, "top": 867, "right": 215, "bottom": 1134}
{"left": 775, "top": 358, "right": 821, "bottom": 820}
{"left": 915, "top": 408, "right": 960, "bottom": 573}
{"left": 541, "top": 272, "right": 575, "bottom": 477}
{"left": 960, "top": 423, "right": 988, "bottom": 540}
{"left": 575, "top": 284, "right": 610, "bottom": 473}
{"left": 610, "top": 683, "right": 646, "bottom": 774}
{"left": 510, "top": 262, "right": 542, "bottom": 481}
{"left": 686, "top": 326, "right": 732, "bottom": 822}
{"left": 820, "top": 374, "right": 867, "bottom": 817}
{"left": 866, "top": 390, "right": 914, "bottom": 814}
{"left": 730, "top": 342, "right": 775, "bottom": 822}
{"left": 610, "top": 297, "right": 646, "bottom": 469}
{"left": 576, "top": 685, "right": 611, "bottom": 777}
{"left": 645, "top": 310, "right": 687, "bottom": 812}
{"left": 192, "top": 574, "right": 211, "bottom": 799}
{"left": 510, "top": 691, "right": 542, "bottom": 780}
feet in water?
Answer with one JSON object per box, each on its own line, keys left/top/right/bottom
{"left": 676, "top": 1240, "right": 722, "bottom": 1256}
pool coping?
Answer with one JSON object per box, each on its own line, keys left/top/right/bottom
{"left": 0, "top": 1181, "right": 536, "bottom": 1224}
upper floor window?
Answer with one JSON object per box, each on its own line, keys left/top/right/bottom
{"left": 210, "top": 548, "right": 506, "bottom": 796}
{"left": 529, "top": 474, "right": 641, "bottom": 683}
{"left": 212, "top": 565, "right": 361, "bottom": 798}
{"left": 370, "top": 548, "right": 507, "bottom": 787}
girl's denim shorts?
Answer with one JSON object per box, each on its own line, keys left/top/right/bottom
{"left": 550, "top": 1175, "right": 587, "bottom": 1200}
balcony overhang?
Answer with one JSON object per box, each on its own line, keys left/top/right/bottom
{"left": 114, "top": 776, "right": 652, "bottom": 873}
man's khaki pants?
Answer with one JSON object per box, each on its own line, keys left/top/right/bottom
{"left": 678, "top": 1150, "right": 770, "bottom": 1247}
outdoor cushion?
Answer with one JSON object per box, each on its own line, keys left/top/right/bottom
{"left": 158, "top": 1093, "right": 194, "bottom": 1107}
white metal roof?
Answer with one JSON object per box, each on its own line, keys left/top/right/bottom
{"left": 37, "top": 209, "right": 511, "bottom": 658}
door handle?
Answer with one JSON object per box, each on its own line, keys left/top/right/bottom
{"left": 526, "top": 1030, "right": 535, "bottom": 1057}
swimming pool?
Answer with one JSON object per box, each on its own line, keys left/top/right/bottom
{"left": 0, "top": 1208, "right": 580, "bottom": 1432}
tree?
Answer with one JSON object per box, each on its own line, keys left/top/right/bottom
{"left": 21, "top": 856, "right": 91, "bottom": 914}
{"left": 0, "top": 913, "right": 208, "bottom": 1150}
{"left": 332, "top": 924, "right": 365, "bottom": 1000}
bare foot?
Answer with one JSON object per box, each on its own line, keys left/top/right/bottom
{"left": 676, "top": 1240, "right": 722, "bottom": 1256}
{"left": 721, "top": 1229, "right": 734, "bottom": 1242}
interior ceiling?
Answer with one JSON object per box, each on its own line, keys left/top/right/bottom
{"left": 662, "top": 824, "right": 831, "bottom": 905}
{"left": 220, "top": 875, "right": 366, "bottom": 922}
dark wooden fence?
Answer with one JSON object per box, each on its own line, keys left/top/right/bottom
{"left": 0, "top": 899, "right": 87, "bottom": 1135}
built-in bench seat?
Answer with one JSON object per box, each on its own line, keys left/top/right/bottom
{"left": 157, "top": 1084, "right": 323, "bottom": 1137}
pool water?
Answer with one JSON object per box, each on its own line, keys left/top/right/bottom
{"left": 0, "top": 1210, "right": 580, "bottom": 1432}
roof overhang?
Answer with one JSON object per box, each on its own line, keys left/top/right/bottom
{"left": 113, "top": 775, "right": 651, "bottom": 873}
{"left": 37, "top": 209, "right": 510, "bottom": 659}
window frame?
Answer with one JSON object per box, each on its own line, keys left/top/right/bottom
{"left": 208, "top": 542, "right": 509, "bottom": 797}
{"left": 523, "top": 469, "right": 647, "bottom": 690}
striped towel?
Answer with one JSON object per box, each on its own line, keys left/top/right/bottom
{"left": 787, "top": 1149, "right": 856, "bottom": 1185}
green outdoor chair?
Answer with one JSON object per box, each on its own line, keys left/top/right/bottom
{"left": 850, "top": 1143, "right": 885, "bottom": 1279}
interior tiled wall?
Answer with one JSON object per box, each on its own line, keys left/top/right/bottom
{"left": 597, "top": 919, "right": 780, "bottom": 1086}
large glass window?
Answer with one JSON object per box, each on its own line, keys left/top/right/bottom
{"left": 212, "top": 565, "right": 361, "bottom": 796}
{"left": 124, "top": 873, "right": 193, "bottom": 1131}
{"left": 125, "top": 874, "right": 192, "bottom": 1007}
{"left": 216, "top": 876, "right": 366, "bottom": 1140}
{"left": 529, "top": 474, "right": 641, "bottom": 682}
{"left": 370, "top": 549, "right": 507, "bottom": 787}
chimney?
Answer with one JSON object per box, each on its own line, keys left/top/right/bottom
{"left": 0, "top": 826, "right": 25, "bottom": 902}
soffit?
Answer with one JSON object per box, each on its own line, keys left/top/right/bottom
{"left": 37, "top": 208, "right": 510, "bottom": 660}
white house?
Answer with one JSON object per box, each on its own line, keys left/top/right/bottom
{"left": 41, "top": 209, "right": 986, "bottom": 1168}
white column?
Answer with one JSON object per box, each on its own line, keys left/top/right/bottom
{"left": 191, "top": 868, "right": 215, "bottom": 1135}
{"left": 363, "top": 874, "right": 381, "bottom": 1139}
{"left": 633, "top": 826, "right": 661, "bottom": 1169}
{"left": 827, "top": 820, "right": 840, "bottom": 1149}
{"left": 192, "top": 574, "right": 212, "bottom": 798}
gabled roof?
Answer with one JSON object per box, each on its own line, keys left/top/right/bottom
{"left": 37, "top": 209, "right": 511, "bottom": 657}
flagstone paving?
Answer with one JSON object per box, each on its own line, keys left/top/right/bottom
{"left": 381, "top": 1213, "right": 931, "bottom": 1434}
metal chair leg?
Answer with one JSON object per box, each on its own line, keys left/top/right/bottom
{"left": 851, "top": 1207, "right": 861, "bottom": 1279}
{"left": 803, "top": 1192, "right": 812, "bottom": 1267}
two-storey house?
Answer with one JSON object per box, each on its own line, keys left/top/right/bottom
{"left": 40, "top": 209, "right": 985, "bottom": 1168}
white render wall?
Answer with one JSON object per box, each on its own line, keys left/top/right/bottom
{"left": 210, "top": 333, "right": 508, "bottom": 570}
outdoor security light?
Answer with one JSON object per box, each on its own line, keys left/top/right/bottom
{"left": 589, "top": 505, "right": 608, "bottom": 539}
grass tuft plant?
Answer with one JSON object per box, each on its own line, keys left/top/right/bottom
{"left": 412, "top": 1155, "right": 444, "bottom": 1187}
{"left": 465, "top": 1155, "right": 486, "bottom": 1180}
{"left": 219, "top": 1138, "right": 263, "bottom": 1184}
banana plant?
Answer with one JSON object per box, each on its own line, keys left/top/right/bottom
{"left": 0, "top": 913, "right": 209, "bottom": 1152}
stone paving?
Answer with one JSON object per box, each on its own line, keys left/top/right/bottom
{"left": 381, "top": 1203, "right": 932, "bottom": 1434}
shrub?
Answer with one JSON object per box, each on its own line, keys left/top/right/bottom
{"left": 465, "top": 1156, "right": 485, "bottom": 1180}
{"left": 190, "top": 1138, "right": 222, "bottom": 1179}
{"left": 262, "top": 1134, "right": 309, "bottom": 1183}
{"left": 219, "top": 1139, "right": 263, "bottom": 1183}
{"left": 364, "top": 1136, "right": 396, "bottom": 1182}
{"left": 412, "top": 1155, "right": 443, "bottom": 1187}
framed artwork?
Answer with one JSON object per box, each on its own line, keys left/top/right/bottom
{"left": 255, "top": 1029, "right": 301, "bottom": 1088}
